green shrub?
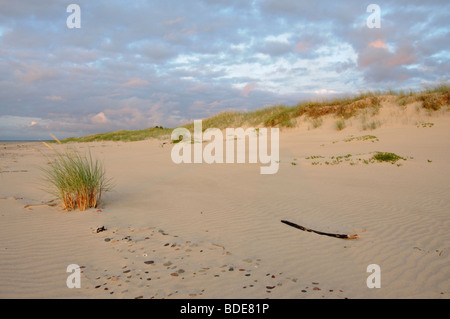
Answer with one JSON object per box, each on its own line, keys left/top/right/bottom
{"left": 371, "top": 152, "right": 406, "bottom": 163}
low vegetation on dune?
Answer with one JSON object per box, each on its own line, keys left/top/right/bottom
{"left": 59, "top": 83, "right": 449, "bottom": 143}
{"left": 371, "top": 152, "right": 406, "bottom": 164}
{"left": 301, "top": 151, "right": 408, "bottom": 167}
{"left": 60, "top": 126, "right": 172, "bottom": 143}
{"left": 395, "top": 82, "right": 450, "bottom": 111}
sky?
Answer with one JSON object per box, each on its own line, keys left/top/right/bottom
{"left": 0, "top": 0, "right": 448, "bottom": 140}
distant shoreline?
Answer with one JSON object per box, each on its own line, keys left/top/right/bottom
{"left": 0, "top": 140, "right": 51, "bottom": 143}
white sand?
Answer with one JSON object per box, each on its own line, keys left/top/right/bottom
{"left": 1, "top": 101, "right": 449, "bottom": 299}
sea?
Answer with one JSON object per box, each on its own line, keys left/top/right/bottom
{"left": 0, "top": 140, "right": 52, "bottom": 143}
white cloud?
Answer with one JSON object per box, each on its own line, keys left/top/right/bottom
{"left": 314, "top": 89, "right": 338, "bottom": 94}
{"left": 264, "top": 33, "right": 293, "bottom": 43}
{"left": 90, "top": 112, "right": 109, "bottom": 125}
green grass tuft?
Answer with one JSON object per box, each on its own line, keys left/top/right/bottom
{"left": 336, "top": 119, "right": 346, "bottom": 131}
{"left": 362, "top": 120, "right": 381, "bottom": 131}
{"left": 40, "top": 148, "right": 113, "bottom": 211}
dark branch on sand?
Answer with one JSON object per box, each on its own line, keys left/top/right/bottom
{"left": 281, "top": 220, "right": 359, "bottom": 239}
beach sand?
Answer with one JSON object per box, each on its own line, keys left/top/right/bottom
{"left": 1, "top": 102, "right": 449, "bottom": 299}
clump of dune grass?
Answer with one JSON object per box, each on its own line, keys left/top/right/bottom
{"left": 419, "top": 92, "right": 449, "bottom": 111}
{"left": 362, "top": 120, "right": 381, "bottom": 131}
{"left": 310, "top": 117, "right": 323, "bottom": 129}
{"left": 263, "top": 106, "right": 297, "bottom": 127}
{"left": 40, "top": 145, "right": 113, "bottom": 211}
{"left": 336, "top": 118, "right": 346, "bottom": 131}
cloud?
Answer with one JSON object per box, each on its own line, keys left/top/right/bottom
{"left": 164, "top": 17, "right": 185, "bottom": 25}
{"left": 0, "top": 115, "right": 51, "bottom": 140}
{"left": 131, "top": 41, "right": 177, "bottom": 62}
{"left": 314, "top": 89, "right": 338, "bottom": 94}
{"left": 369, "top": 40, "right": 388, "bottom": 50}
{"left": 241, "top": 83, "right": 257, "bottom": 97}
{"left": 0, "top": 0, "right": 448, "bottom": 139}
{"left": 12, "top": 61, "right": 58, "bottom": 83}
{"left": 357, "top": 41, "right": 419, "bottom": 83}
{"left": 121, "top": 78, "right": 150, "bottom": 87}
{"left": 90, "top": 112, "right": 109, "bottom": 125}
{"left": 295, "top": 42, "right": 312, "bottom": 54}
{"left": 386, "top": 43, "right": 417, "bottom": 67}
{"left": 257, "top": 40, "right": 293, "bottom": 57}
{"left": 45, "top": 95, "right": 64, "bottom": 101}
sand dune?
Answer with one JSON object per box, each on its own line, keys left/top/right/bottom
{"left": 1, "top": 103, "right": 449, "bottom": 299}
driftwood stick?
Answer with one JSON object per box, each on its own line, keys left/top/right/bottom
{"left": 281, "top": 220, "right": 359, "bottom": 239}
